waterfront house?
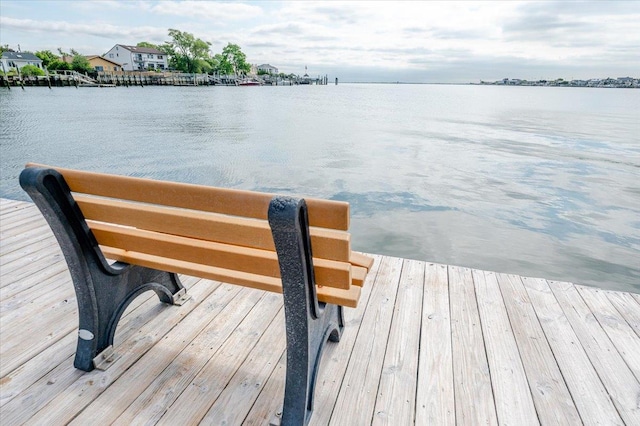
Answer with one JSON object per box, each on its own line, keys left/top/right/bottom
{"left": 86, "top": 55, "right": 123, "bottom": 72}
{"left": 103, "top": 45, "right": 168, "bottom": 71}
{"left": 0, "top": 51, "right": 43, "bottom": 73}
{"left": 257, "top": 64, "right": 278, "bottom": 74}
{"left": 617, "top": 77, "right": 634, "bottom": 87}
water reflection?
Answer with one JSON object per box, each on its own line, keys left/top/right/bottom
{"left": 1, "top": 85, "right": 638, "bottom": 292}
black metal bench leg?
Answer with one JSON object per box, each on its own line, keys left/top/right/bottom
{"left": 269, "top": 196, "right": 345, "bottom": 425}
{"left": 19, "top": 167, "right": 188, "bottom": 371}
{"left": 73, "top": 266, "right": 186, "bottom": 371}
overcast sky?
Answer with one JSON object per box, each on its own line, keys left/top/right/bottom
{"left": 1, "top": 0, "right": 639, "bottom": 82}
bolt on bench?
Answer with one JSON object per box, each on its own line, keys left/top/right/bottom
{"left": 19, "top": 164, "right": 374, "bottom": 425}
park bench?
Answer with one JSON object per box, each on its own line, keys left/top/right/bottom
{"left": 19, "top": 164, "right": 374, "bottom": 425}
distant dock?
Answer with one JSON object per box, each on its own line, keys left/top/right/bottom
{"left": 2, "top": 197, "right": 639, "bottom": 424}
{"left": 2, "top": 71, "right": 329, "bottom": 88}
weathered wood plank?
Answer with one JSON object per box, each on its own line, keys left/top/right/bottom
{"left": 68, "top": 281, "right": 245, "bottom": 426}
{"left": 0, "top": 202, "right": 44, "bottom": 219}
{"left": 0, "top": 200, "right": 41, "bottom": 216}
{"left": 300, "top": 255, "right": 382, "bottom": 426}
{"left": 449, "top": 266, "right": 497, "bottom": 425}
{"left": 100, "top": 287, "right": 265, "bottom": 425}
{"left": 327, "top": 256, "right": 403, "bottom": 426}
{"left": 0, "top": 198, "right": 25, "bottom": 211}
{"left": 0, "top": 247, "right": 62, "bottom": 284}
{"left": 521, "top": 276, "right": 618, "bottom": 425}
{"left": 0, "top": 208, "right": 43, "bottom": 232}
{"left": 0, "top": 270, "right": 71, "bottom": 318}
{"left": 198, "top": 310, "right": 286, "bottom": 425}
{"left": 0, "top": 279, "right": 77, "bottom": 377}
{"left": 153, "top": 292, "right": 283, "bottom": 425}
{"left": 549, "top": 280, "right": 640, "bottom": 425}
{"left": 473, "top": 270, "right": 537, "bottom": 425}
{"left": 0, "top": 275, "right": 203, "bottom": 424}
{"left": 0, "top": 291, "right": 155, "bottom": 406}
{"left": 0, "top": 331, "right": 77, "bottom": 406}
{"left": 578, "top": 286, "right": 640, "bottom": 382}
{"left": 243, "top": 352, "right": 287, "bottom": 425}
{"left": 0, "top": 260, "right": 68, "bottom": 299}
{"left": 0, "top": 223, "right": 52, "bottom": 256}
{"left": 0, "top": 235, "right": 58, "bottom": 268}
{"left": 0, "top": 209, "right": 47, "bottom": 235}
{"left": 0, "top": 200, "right": 37, "bottom": 217}
{"left": 22, "top": 277, "right": 222, "bottom": 425}
{"left": 372, "top": 259, "right": 424, "bottom": 425}
{"left": 497, "top": 274, "right": 581, "bottom": 425}
{"left": 606, "top": 290, "right": 640, "bottom": 339}
{"left": 415, "top": 263, "right": 454, "bottom": 426}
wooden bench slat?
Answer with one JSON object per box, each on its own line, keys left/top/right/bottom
{"left": 89, "top": 221, "right": 357, "bottom": 290}
{"left": 350, "top": 252, "right": 375, "bottom": 271}
{"left": 352, "top": 265, "right": 367, "bottom": 287}
{"left": 74, "top": 195, "right": 351, "bottom": 263}
{"left": 101, "top": 246, "right": 361, "bottom": 308}
{"left": 27, "top": 163, "right": 349, "bottom": 230}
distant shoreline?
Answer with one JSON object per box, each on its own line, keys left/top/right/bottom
{"left": 342, "top": 78, "right": 638, "bottom": 88}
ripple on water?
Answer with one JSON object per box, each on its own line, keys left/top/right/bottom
{"left": 1, "top": 85, "right": 638, "bottom": 292}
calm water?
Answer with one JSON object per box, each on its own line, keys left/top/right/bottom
{"left": 1, "top": 84, "right": 638, "bottom": 293}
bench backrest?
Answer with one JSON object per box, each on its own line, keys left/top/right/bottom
{"left": 27, "top": 164, "right": 373, "bottom": 307}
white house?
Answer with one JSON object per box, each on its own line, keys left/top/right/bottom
{"left": 257, "top": 64, "right": 278, "bottom": 75}
{"left": 103, "top": 45, "right": 168, "bottom": 71}
{"left": 1, "top": 51, "right": 43, "bottom": 73}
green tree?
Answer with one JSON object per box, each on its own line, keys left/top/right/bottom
{"left": 137, "top": 41, "right": 159, "bottom": 49}
{"left": 71, "top": 55, "right": 93, "bottom": 73}
{"left": 0, "top": 44, "right": 14, "bottom": 55}
{"left": 20, "top": 64, "right": 45, "bottom": 76}
{"left": 205, "top": 53, "right": 223, "bottom": 74}
{"left": 35, "top": 50, "right": 59, "bottom": 68}
{"left": 163, "top": 29, "right": 211, "bottom": 73}
{"left": 220, "top": 43, "right": 250, "bottom": 75}
{"left": 47, "top": 60, "right": 71, "bottom": 71}
{"left": 1, "top": 68, "right": 18, "bottom": 76}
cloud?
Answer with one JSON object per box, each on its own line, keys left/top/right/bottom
{"left": 515, "top": 0, "right": 640, "bottom": 17}
{"left": 277, "top": 2, "right": 366, "bottom": 25}
{"left": 0, "top": 16, "right": 167, "bottom": 49}
{"left": 502, "top": 11, "right": 598, "bottom": 40}
{"left": 502, "top": 1, "right": 640, "bottom": 46}
{"left": 430, "top": 28, "right": 495, "bottom": 41}
{"left": 72, "top": 0, "right": 153, "bottom": 13}
{"left": 150, "top": 1, "right": 263, "bottom": 21}
{"left": 251, "top": 23, "right": 306, "bottom": 37}
{"left": 304, "top": 5, "right": 362, "bottom": 25}
{"left": 245, "top": 41, "right": 286, "bottom": 49}
{"left": 403, "top": 27, "right": 428, "bottom": 35}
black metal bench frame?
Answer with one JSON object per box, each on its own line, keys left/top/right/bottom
{"left": 20, "top": 167, "right": 345, "bottom": 425}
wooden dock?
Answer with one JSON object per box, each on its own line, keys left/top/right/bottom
{"left": 1, "top": 198, "right": 639, "bottom": 425}
{"left": 2, "top": 72, "right": 328, "bottom": 88}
